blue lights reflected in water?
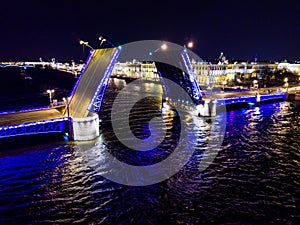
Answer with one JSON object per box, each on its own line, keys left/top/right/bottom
{"left": 0, "top": 82, "right": 299, "bottom": 224}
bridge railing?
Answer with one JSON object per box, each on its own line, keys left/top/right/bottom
{"left": 216, "top": 93, "right": 286, "bottom": 107}
{"left": 0, "top": 117, "right": 68, "bottom": 138}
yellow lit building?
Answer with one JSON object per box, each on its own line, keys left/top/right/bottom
{"left": 111, "top": 59, "right": 298, "bottom": 86}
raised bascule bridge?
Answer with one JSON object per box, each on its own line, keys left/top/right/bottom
{"left": 0, "top": 47, "right": 286, "bottom": 140}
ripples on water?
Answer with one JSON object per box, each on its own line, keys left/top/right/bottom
{"left": 0, "top": 78, "right": 300, "bottom": 224}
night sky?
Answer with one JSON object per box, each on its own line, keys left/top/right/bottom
{"left": 1, "top": 0, "right": 299, "bottom": 62}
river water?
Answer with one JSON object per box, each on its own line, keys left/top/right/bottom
{"left": 0, "top": 78, "right": 299, "bottom": 224}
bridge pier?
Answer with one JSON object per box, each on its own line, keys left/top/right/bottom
{"left": 68, "top": 114, "right": 99, "bottom": 141}
{"left": 255, "top": 93, "right": 261, "bottom": 106}
{"left": 197, "top": 99, "right": 217, "bottom": 117}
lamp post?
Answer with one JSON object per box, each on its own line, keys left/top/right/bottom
{"left": 149, "top": 43, "right": 168, "bottom": 59}
{"left": 284, "top": 77, "right": 289, "bottom": 92}
{"left": 187, "top": 41, "right": 194, "bottom": 48}
{"left": 99, "top": 36, "right": 106, "bottom": 47}
{"left": 183, "top": 38, "right": 194, "bottom": 49}
{"left": 99, "top": 36, "right": 115, "bottom": 47}
{"left": 253, "top": 80, "right": 258, "bottom": 92}
{"left": 80, "top": 39, "right": 95, "bottom": 63}
{"left": 47, "top": 89, "right": 55, "bottom": 106}
{"left": 160, "top": 43, "right": 167, "bottom": 51}
{"left": 63, "top": 97, "right": 70, "bottom": 119}
{"left": 183, "top": 41, "right": 194, "bottom": 49}
{"left": 222, "top": 80, "right": 227, "bottom": 92}
{"left": 152, "top": 43, "right": 168, "bottom": 53}
{"left": 79, "top": 40, "right": 94, "bottom": 50}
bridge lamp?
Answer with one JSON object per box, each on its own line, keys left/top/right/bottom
{"left": 284, "top": 77, "right": 289, "bottom": 92}
{"left": 187, "top": 41, "right": 194, "bottom": 48}
{"left": 222, "top": 80, "right": 227, "bottom": 91}
{"left": 99, "top": 36, "right": 115, "bottom": 47}
{"left": 154, "top": 44, "right": 168, "bottom": 52}
{"left": 183, "top": 41, "right": 194, "bottom": 51}
{"left": 99, "top": 36, "right": 107, "bottom": 47}
{"left": 148, "top": 44, "right": 168, "bottom": 61}
{"left": 161, "top": 43, "right": 167, "bottom": 50}
{"left": 47, "top": 89, "right": 55, "bottom": 105}
{"left": 150, "top": 43, "right": 168, "bottom": 56}
{"left": 253, "top": 80, "right": 258, "bottom": 92}
{"left": 63, "top": 97, "right": 70, "bottom": 119}
{"left": 79, "top": 40, "right": 94, "bottom": 50}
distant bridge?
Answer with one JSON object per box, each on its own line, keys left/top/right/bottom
{"left": 0, "top": 61, "right": 83, "bottom": 75}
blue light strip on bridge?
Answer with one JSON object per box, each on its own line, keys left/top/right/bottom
{"left": 0, "top": 117, "right": 69, "bottom": 138}
{"left": 216, "top": 93, "right": 286, "bottom": 106}
{"left": 0, "top": 117, "right": 68, "bottom": 131}
{"left": 88, "top": 48, "right": 121, "bottom": 112}
{"left": 180, "top": 51, "right": 202, "bottom": 101}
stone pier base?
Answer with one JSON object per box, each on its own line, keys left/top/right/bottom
{"left": 69, "top": 114, "right": 99, "bottom": 141}
{"left": 197, "top": 99, "right": 217, "bottom": 117}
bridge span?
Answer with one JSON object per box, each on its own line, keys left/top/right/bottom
{"left": 0, "top": 107, "right": 67, "bottom": 139}
{"left": 0, "top": 47, "right": 289, "bottom": 141}
{"left": 197, "top": 92, "right": 286, "bottom": 117}
{"left": 0, "top": 90, "right": 287, "bottom": 140}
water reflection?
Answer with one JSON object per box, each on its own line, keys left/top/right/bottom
{"left": 0, "top": 80, "right": 299, "bottom": 224}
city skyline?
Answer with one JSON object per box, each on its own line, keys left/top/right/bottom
{"left": 0, "top": 0, "right": 299, "bottom": 62}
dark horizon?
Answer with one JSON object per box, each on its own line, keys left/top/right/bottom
{"left": 1, "top": 0, "right": 299, "bottom": 62}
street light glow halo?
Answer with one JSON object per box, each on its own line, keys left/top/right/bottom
{"left": 161, "top": 43, "right": 167, "bottom": 50}
{"left": 187, "top": 41, "right": 194, "bottom": 48}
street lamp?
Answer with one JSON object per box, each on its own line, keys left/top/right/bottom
{"left": 99, "top": 36, "right": 115, "bottom": 47}
{"left": 160, "top": 43, "right": 167, "bottom": 51}
{"left": 79, "top": 40, "right": 94, "bottom": 50}
{"left": 253, "top": 80, "right": 258, "bottom": 91}
{"left": 47, "top": 89, "right": 55, "bottom": 106}
{"left": 284, "top": 77, "right": 289, "bottom": 92}
{"left": 149, "top": 43, "right": 168, "bottom": 57}
{"left": 63, "top": 97, "right": 70, "bottom": 119}
{"left": 186, "top": 41, "right": 194, "bottom": 49}
{"left": 99, "top": 36, "right": 106, "bottom": 47}
{"left": 153, "top": 43, "right": 167, "bottom": 53}
{"left": 222, "top": 80, "right": 227, "bottom": 92}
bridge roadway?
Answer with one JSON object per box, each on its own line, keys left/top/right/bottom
{"left": 0, "top": 107, "right": 64, "bottom": 127}
{"left": 204, "top": 90, "right": 284, "bottom": 99}
{"left": 0, "top": 90, "right": 285, "bottom": 127}
{"left": 68, "top": 48, "right": 120, "bottom": 118}
{"left": 0, "top": 90, "right": 288, "bottom": 139}
{"left": 203, "top": 90, "right": 259, "bottom": 100}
